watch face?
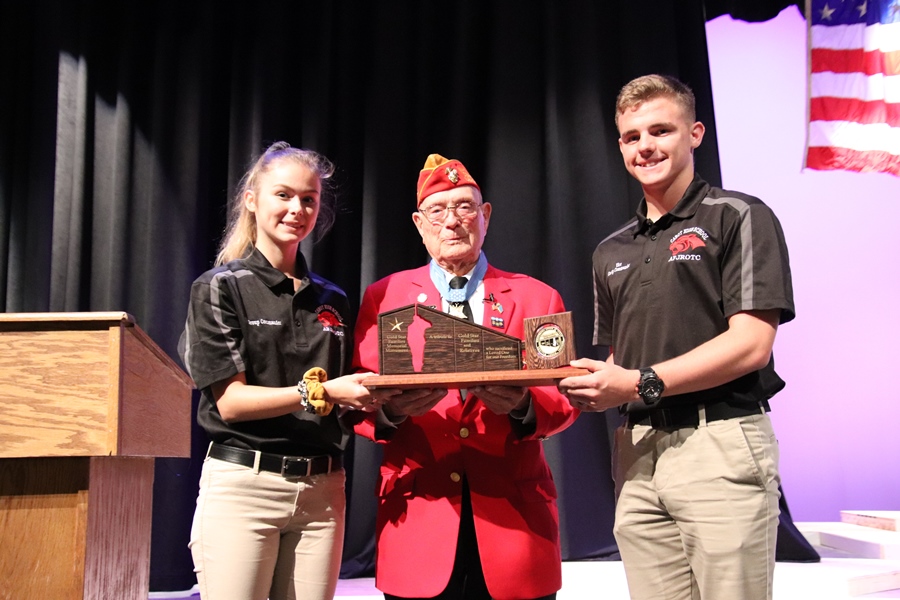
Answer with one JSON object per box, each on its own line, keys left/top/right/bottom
{"left": 639, "top": 369, "right": 664, "bottom": 404}
{"left": 642, "top": 380, "right": 663, "bottom": 401}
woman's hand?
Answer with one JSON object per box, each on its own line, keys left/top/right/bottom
{"left": 323, "top": 372, "right": 385, "bottom": 412}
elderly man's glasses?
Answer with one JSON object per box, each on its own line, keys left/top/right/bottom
{"left": 418, "top": 201, "right": 482, "bottom": 224}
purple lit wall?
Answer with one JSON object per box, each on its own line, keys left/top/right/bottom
{"left": 706, "top": 7, "right": 900, "bottom": 522}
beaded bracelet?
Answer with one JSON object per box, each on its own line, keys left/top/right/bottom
{"left": 297, "top": 380, "right": 316, "bottom": 414}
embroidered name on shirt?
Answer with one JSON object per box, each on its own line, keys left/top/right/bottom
{"left": 607, "top": 262, "right": 631, "bottom": 277}
{"left": 248, "top": 319, "right": 283, "bottom": 326}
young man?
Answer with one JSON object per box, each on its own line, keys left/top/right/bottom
{"left": 559, "top": 74, "right": 795, "bottom": 600}
{"left": 350, "top": 154, "right": 578, "bottom": 600}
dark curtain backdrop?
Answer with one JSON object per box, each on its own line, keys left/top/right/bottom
{"left": 0, "top": 0, "right": 811, "bottom": 591}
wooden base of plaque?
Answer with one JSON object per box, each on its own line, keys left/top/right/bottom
{"left": 361, "top": 367, "right": 590, "bottom": 390}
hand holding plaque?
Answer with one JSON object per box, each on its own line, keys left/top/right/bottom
{"left": 362, "top": 304, "right": 587, "bottom": 389}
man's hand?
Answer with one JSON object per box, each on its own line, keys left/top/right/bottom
{"left": 557, "top": 358, "right": 639, "bottom": 412}
{"left": 470, "top": 385, "right": 529, "bottom": 415}
{"left": 380, "top": 388, "right": 448, "bottom": 418}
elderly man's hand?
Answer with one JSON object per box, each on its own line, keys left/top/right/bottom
{"left": 381, "top": 388, "right": 448, "bottom": 418}
{"left": 470, "top": 385, "right": 529, "bottom": 415}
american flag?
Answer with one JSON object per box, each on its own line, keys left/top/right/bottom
{"left": 806, "top": 0, "right": 900, "bottom": 176}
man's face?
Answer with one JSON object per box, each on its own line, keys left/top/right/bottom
{"left": 412, "top": 186, "right": 491, "bottom": 274}
{"left": 617, "top": 96, "right": 705, "bottom": 197}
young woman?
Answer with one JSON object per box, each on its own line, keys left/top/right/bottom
{"left": 179, "top": 142, "right": 379, "bottom": 600}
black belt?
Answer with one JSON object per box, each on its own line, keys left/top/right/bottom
{"left": 208, "top": 443, "right": 342, "bottom": 477}
{"left": 626, "top": 400, "right": 769, "bottom": 430}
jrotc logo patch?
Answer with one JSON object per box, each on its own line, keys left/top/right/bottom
{"left": 668, "top": 228, "right": 709, "bottom": 263}
{"left": 316, "top": 306, "right": 346, "bottom": 336}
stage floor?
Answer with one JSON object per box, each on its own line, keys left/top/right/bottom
{"left": 150, "top": 554, "right": 900, "bottom": 599}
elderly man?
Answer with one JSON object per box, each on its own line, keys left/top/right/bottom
{"left": 350, "top": 154, "right": 578, "bottom": 600}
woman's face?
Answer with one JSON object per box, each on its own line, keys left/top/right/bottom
{"left": 245, "top": 159, "right": 321, "bottom": 256}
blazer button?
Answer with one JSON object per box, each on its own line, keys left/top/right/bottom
{"left": 459, "top": 427, "right": 470, "bottom": 438}
{"left": 450, "top": 472, "right": 461, "bottom": 483}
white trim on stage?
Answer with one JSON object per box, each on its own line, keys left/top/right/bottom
{"left": 150, "top": 555, "right": 900, "bottom": 599}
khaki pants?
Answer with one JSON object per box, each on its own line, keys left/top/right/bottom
{"left": 613, "top": 410, "right": 780, "bottom": 600}
{"left": 189, "top": 456, "right": 346, "bottom": 600}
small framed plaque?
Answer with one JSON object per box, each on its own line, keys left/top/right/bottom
{"left": 363, "top": 304, "right": 586, "bottom": 389}
{"left": 523, "top": 311, "right": 576, "bottom": 369}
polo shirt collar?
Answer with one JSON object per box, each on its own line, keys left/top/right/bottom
{"left": 243, "top": 247, "right": 311, "bottom": 289}
{"left": 632, "top": 174, "right": 711, "bottom": 237}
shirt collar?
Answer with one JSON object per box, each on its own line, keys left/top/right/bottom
{"left": 632, "top": 174, "right": 710, "bottom": 237}
{"left": 243, "top": 247, "right": 310, "bottom": 290}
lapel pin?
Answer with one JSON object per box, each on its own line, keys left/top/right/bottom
{"left": 491, "top": 316, "right": 505, "bottom": 328}
{"left": 417, "top": 293, "right": 428, "bottom": 303}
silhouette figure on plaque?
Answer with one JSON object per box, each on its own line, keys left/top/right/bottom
{"left": 407, "top": 311, "right": 432, "bottom": 373}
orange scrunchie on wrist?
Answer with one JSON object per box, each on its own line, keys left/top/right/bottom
{"left": 303, "top": 367, "right": 333, "bottom": 416}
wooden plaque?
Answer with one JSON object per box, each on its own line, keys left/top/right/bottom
{"left": 365, "top": 305, "right": 586, "bottom": 389}
{"left": 378, "top": 304, "right": 522, "bottom": 374}
{"left": 362, "top": 367, "right": 587, "bottom": 390}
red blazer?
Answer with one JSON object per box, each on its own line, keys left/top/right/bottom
{"left": 350, "top": 263, "right": 578, "bottom": 600}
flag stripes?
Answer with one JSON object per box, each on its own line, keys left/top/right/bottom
{"left": 806, "top": 0, "right": 900, "bottom": 176}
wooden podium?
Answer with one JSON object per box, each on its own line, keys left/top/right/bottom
{"left": 0, "top": 312, "right": 194, "bottom": 600}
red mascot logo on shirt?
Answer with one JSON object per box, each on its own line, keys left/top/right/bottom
{"left": 317, "top": 306, "right": 346, "bottom": 336}
{"left": 669, "top": 233, "right": 706, "bottom": 256}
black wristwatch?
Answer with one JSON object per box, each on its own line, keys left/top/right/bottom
{"left": 637, "top": 367, "right": 665, "bottom": 406}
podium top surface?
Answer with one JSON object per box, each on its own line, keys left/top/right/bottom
{"left": 0, "top": 311, "right": 135, "bottom": 325}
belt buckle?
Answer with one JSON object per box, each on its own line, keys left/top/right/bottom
{"left": 281, "top": 456, "right": 313, "bottom": 477}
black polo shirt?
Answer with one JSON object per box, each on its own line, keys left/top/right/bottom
{"left": 179, "top": 248, "right": 351, "bottom": 456}
{"left": 592, "top": 174, "right": 795, "bottom": 412}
